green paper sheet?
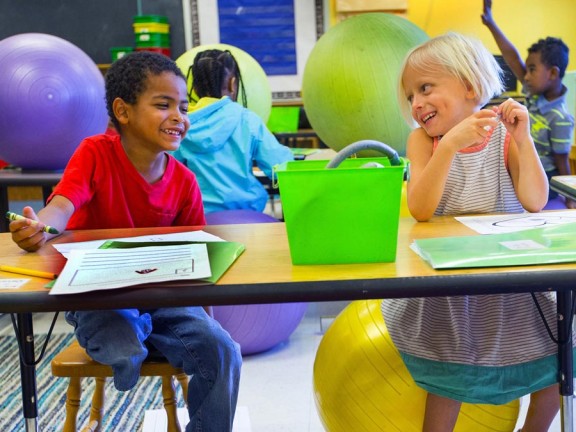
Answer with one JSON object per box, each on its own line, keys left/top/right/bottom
{"left": 413, "top": 222, "right": 576, "bottom": 269}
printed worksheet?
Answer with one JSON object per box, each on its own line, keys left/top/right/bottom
{"left": 52, "top": 230, "right": 223, "bottom": 258}
{"left": 50, "top": 244, "right": 211, "bottom": 295}
{"left": 455, "top": 210, "right": 576, "bottom": 234}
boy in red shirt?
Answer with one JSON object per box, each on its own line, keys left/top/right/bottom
{"left": 9, "top": 51, "right": 241, "bottom": 432}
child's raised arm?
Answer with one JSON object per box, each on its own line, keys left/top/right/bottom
{"left": 481, "top": 0, "right": 526, "bottom": 83}
{"left": 498, "top": 98, "right": 548, "bottom": 211}
{"left": 9, "top": 195, "right": 74, "bottom": 252}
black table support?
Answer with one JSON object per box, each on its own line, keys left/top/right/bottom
{"left": 16, "top": 313, "right": 38, "bottom": 432}
{"left": 558, "top": 289, "right": 574, "bottom": 432}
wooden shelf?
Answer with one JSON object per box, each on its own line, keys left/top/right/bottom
{"left": 97, "top": 64, "right": 111, "bottom": 76}
{"left": 335, "top": 0, "right": 407, "bottom": 11}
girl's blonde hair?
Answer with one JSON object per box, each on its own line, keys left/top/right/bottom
{"left": 397, "top": 32, "right": 504, "bottom": 127}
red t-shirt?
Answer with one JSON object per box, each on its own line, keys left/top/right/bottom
{"left": 50, "top": 134, "right": 206, "bottom": 230}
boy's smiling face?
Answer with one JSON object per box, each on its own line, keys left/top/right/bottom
{"left": 524, "top": 51, "right": 554, "bottom": 96}
{"left": 119, "top": 71, "right": 190, "bottom": 154}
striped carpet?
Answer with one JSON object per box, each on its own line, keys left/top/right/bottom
{"left": 0, "top": 332, "right": 185, "bottom": 431}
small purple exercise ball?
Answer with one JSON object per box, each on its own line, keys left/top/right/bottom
{"left": 205, "top": 204, "right": 307, "bottom": 355}
{"left": 0, "top": 33, "right": 108, "bottom": 170}
{"left": 213, "top": 303, "right": 308, "bottom": 355}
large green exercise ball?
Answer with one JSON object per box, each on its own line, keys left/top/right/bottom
{"left": 175, "top": 44, "right": 271, "bottom": 122}
{"left": 302, "top": 13, "right": 429, "bottom": 156}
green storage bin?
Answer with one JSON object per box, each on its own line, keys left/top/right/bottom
{"left": 275, "top": 156, "right": 407, "bottom": 265}
{"left": 267, "top": 106, "right": 300, "bottom": 133}
{"left": 133, "top": 22, "right": 170, "bottom": 34}
{"left": 135, "top": 32, "right": 170, "bottom": 47}
{"left": 110, "top": 46, "right": 134, "bottom": 62}
{"left": 133, "top": 15, "right": 169, "bottom": 24}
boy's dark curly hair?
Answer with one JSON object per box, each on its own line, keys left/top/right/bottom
{"left": 528, "top": 37, "right": 569, "bottom": 79}
{"left": 105, "top": 51, "right": 186, "bottom": 130}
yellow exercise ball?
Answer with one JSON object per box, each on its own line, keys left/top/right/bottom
{"left": 313, "top": 300, "right": 521, "bottom": 432}
{"left": 175, "top": 43, "right": 272, "bottom": 122}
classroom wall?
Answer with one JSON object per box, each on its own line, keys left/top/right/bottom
{"left": 0, "top": 0, "right": 186, "bottom": 65}
{"left": 0, "top": 1, "right": 574, "bottom": 90}
{"left": 405, "top": 0, "right": 576, "bottom": 72}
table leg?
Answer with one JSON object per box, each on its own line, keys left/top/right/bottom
{"left": 557, "top": 290, "right": 574, "bottom": 432}
{"left": 41, "top": 185, "right": 53, "bottom": 205}
{"left": 0, "top": 185, "right": 8, "bottom": 232}
{"left": 16, "top": 313, "right": 39, "bottom": 432}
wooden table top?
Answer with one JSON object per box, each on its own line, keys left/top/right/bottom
{"left": 0, "top": 217, "right": 574, "bottom": 313}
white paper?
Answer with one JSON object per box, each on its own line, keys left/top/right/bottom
{"left": 50, "top": 244, "right": 211, "bottom": 295}
{"left": 53, "top": 230, "right": 223, "bottom": 258}
{"left": 455, "top": 210, "right": 576, "bottom": 234}
{"left": 498, "top": 239, "right": 547, "bottom": 250}
{"left": 142, "top": 406, "right": 251, "bottom": 432}
{"left": 0, "top": 279, "right": 30, "bottom": 289}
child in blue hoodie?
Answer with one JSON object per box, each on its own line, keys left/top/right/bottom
{"left": 173, "top": 49, "right": 294, "bottom": 214}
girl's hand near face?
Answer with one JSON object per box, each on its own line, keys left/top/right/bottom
{"left": 497, "top": 98, "right": 531, "bottom": 147}
{"left": 499, "top": 98, "right": 548, "bottom": 211}
{"left": 439, "top": 109, "right": 500, "bottom": 152}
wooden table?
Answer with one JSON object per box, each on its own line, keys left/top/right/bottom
{"left": 1, "top": 218, "right": 575, "bottom": 431}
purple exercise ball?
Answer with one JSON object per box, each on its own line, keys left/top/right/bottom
{"left": 205, "top": 210, "right": 279, "bottom": 225}
{"left": 213, "top": 303, "right": 308, "bottom": 355}
{"left": 203, "top": 179, "right": 306, "bottom": 355}
{"left": 0, "top": 33, "right": 108, "bottom": 170}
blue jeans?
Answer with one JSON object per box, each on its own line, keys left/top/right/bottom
{"left": 65, "top": 307, "right": 242, "bottom": 432}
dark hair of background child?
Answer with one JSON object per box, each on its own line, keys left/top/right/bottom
{"left": 187, "top": 49, "right": 248, "bottom": 108}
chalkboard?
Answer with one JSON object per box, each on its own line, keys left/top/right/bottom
{"left": 0, "top": 0, "right": 187, "bottom": 65}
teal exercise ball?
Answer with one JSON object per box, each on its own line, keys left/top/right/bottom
{"left": 176, "top": 44, "right": 271, "bottom": 122}
{"left": 302, "top": 13, "right": 429, "bottom": 156}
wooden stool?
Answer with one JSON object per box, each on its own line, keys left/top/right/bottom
{"left": 51, "top": 340, "right": 188, "bottom": 432}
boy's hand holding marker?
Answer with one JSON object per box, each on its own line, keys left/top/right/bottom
{"left": 6, "top": 211, "right": 59, "bottom": 234}
{"left": 7, "top": 207, "right": 63, "bottom": 252}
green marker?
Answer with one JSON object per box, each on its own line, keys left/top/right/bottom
{"left": 5, "top": 211, "right": 59, "bottom": 234}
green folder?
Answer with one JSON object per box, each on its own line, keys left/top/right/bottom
{"left": 99, "top": 240, "right": 245, "bottom": 283}
{"left": 413, "top": 222, "right": 576, "bottom": 269}
{"left": 290, "top": 148, "right": 320, "bottom": 157}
